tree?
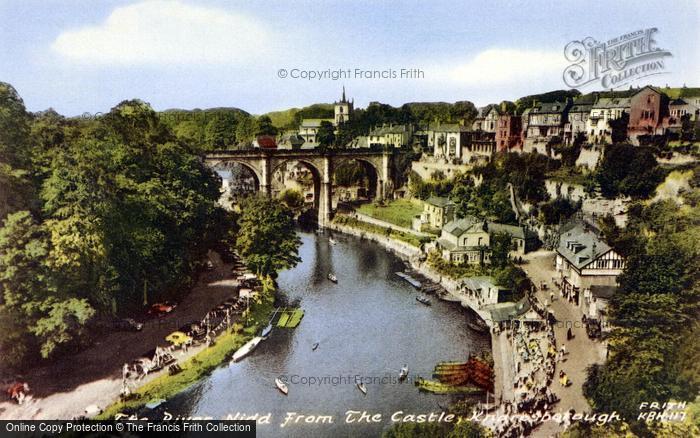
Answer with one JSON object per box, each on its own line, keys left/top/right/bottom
{"left": 278, "top": 189, "right": 305, "bottom": 214}
{"left": 256, "top": 115, "right": 277, "bottom": 136}
{"left": 490, "top": 232, "right": 512, "bottom": 269}
{"left": 235, "top": 195, "right": 301, "bottom": 277}
{"left": 608, "top": 112, "right": 630, "bottom": 144}
{"left": 316, "top": 121, "right": 335, "bottom": 150}
{"left": 235, "top": 116, "right": 258, "bottom": 144}
{"left": 205, "top": 114, "right": 237, "bottom": 150}
{"left": 596, "top": 144, "right": 664, "bottom": 199}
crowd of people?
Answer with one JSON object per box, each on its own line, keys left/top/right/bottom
{"left": 490, "top": 288, "right": 572, "bottom": 437}
{"left": 117, "top": 255, "right": 258, "bottom": 401}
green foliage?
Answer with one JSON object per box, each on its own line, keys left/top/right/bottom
{"left": 316, "top": 120, "right": 336, "bottom": 149}
{"left": 584, "top": 187, "right": 700, "bottom": 427}
{"left": 426, "top": 250, "right": 486, "bottom": 279}
{"left": 255, "top": 115, "right": 277, "bottom": 136}
{"left": 489, "top": 231, "right": 512, "bottom": 269}
{"left": 538, "top": 197, "right": 581, "bottom": 225}
{"left": 235, "top": 195, "right": 301, "bottom": 277}
{"left": 597, "top": 144, "right": 665, "bottom": 199}
{"left": 408, "top": 171, "right": 454, "bottom": 200}
{"left": 0, "top": 89, "right": 228, "bottom": 369}
{"left": 278, "top": 189, "right": 305, "bottom": 214}
{"left": 355, "top": 199, "right": 422, "bottom": 229}
{"left": 514, "top": 89, "right": 580, "bottom": 114}
{"left": 334, "top": 161, "right": 368, "bottom": 186}
{"left": 332, "top": 215, "right": 429, "bottom": 248}
{"left": 608, "top": 112, "right": 630, "bottom": 144}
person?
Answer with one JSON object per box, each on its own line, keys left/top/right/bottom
{"left": 566, "top": 327, "right": 573, "bottom": 340}
{"left": 560, "top": 344, "right": 567, "bottom": 355}
{"left": 550, "top": 291, "right": 555, "bottom": 302}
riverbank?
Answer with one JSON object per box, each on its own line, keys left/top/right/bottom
{"left": 327, "top": 215, "right": 566, "bottom": 436}
{"left": 0, "top": 253, "right": 267, "bottom": 421}
{"left": 98, "top": 277, "right": 276, "bottom": 419}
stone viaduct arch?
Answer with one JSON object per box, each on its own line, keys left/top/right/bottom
{"left": 204, "top": 149, "right": 398, "bottom": 226}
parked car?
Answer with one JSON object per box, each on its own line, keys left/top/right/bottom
{"left": 148, "top": 302, "right": 176, "bottom": 316}
{"left": 114, "top": 318, "right": 143, "bottom": 332}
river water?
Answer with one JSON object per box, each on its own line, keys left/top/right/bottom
{"left": 163, "top": 230, "right": 490, "bottom": 437}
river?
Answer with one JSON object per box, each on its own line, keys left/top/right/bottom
{"left": 162, "top": 230, "right": 490, "bottom": 437}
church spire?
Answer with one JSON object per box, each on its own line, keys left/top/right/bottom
{"left": 342, "top": 86, "right": 346, "bottom": 103}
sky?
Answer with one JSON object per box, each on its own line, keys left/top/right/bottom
{"left": 0, "top": 0, "right": 698, "bottom": 116}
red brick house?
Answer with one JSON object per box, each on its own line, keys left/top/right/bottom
{"left": 495, "top": 113, "right": 522, "bottom": 152}
{"left": 628, "top": 86, "right": 670, "bottom": 142}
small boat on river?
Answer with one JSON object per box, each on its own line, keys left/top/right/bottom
{"left": 312, "top": 342, "right": 319, "bottom": 351}
{"left": 356, "top": 381, "right": 367, "bottom": 395}
{"left": 261, "top": 323, "right": 273, "bottom": 339}
{"left": 275, "top": 378, "right": 288, "bottom": 395}
{"left": 395, "top": 272, "right": 422, "bottom": 288}
{"left": 416, "top": 296, "right": 431, "bottom": 306}
{"left": 327, "top": 273, "right": 338, "bottom": 283}
{"left": 231, "top": 336, "right": 263, "bottom": 363}
{"left": 329, "top": 237, "right": 337, "bottom": 245}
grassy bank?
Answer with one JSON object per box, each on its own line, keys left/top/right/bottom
{"left": 332, "top": 214, "right": 431, "bottom": 248}
{"left": 98, "top": 277, "right": 276, "bottom": 419}
{"left": 355, "top": 199, "right": 422, "bottom": 228}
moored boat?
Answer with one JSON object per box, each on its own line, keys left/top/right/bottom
{"left": 356, "top": 381, "right": 367, "bottom": 395}
{"left": 415, "top": 296, "right": 431, "bottom": 306}
{"left": 231, "top": 336, "right": 263, "bottom": 363}
{"left": 275, "top": 378, "right": 288, "bottom": 395}
{"left": 312, "top": 342, "right": 319, "bottom": 351}
{"left": 329, "top": 237, "right": 337, "bottom": 245}
{"left": 327, "top": 273, "right": 338, "bottom": 283}
{"left": 399, "top": 365, "right": 409, "bottom": 381}
{"left": 261, "top": 323, "right": 273, "bottom": 339}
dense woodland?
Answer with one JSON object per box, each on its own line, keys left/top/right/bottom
{"left": 0, "top": 83, "right": 303, "bottom": 372}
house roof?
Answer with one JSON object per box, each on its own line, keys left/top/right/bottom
{"left": 255, "top": 135, "right": 277, "bottom": 148}
{"left": 488, "top": 222, "right": 525, "bottom": 240}
{"left": 486, "top": 298, "right": 531, "bottom": 322}
{"left": 425, "top": 196, "right": 454, "bottom": 208}
{"left": 669, "top": 98, "right": 688, "bottom": 106}
{"left": 279, "top": 133, "right": 305, "bottom": 145}
{"left": 590, "top": 285, "right": 617, "bottom": 300}
{"left": 531, "top": 101, "right": 570, "bottom": 114}
{"left": 557, "top": 224, "right": 612, "bottom": 270}
{"left": 442, "top": 217, "right": 485, "bottom": 237}
{"left": 428, "top": 122, "right": 470, "bottom": 133}
{"left": 369, "top": 124, "right": 410, "bottom": 136}
{"left": 569, "top": 102, "right": 593, "bottom": 113}
{"left": 592, "top": 97, "right": 631, "bottom": 109}
{"left": 300, "top": 118, "right": 333, "bottom": 128}
{"left": 462, "top": 276, "right": 498, "bottom": 292}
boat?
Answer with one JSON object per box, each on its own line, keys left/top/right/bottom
{"left": 399, "top": 365, "right": 409, "bottom": 381}
{"left": 356, "top": 381, "right": 367, "bottom": 395}
{"left": 415, "top": 296, "right": 431, "bottom": 306}
{"left": 145, "top": 399, "right": 166, "bottom": 409}
{"left": 312, "top": 342, "right": 319, "bottom": 351}
{"left": 275, "top": 378, "right": 289, "bottom": 395}
{"left": 395, "top": 272, "right": 422, "bottom": 288}
{"left": 329, "top": 237, "right": 337, "bottom": 245}
{"left": 327, "top": 273, "right": 337, "bottom": 283}
{"left": 230, "top": 336, "right": 263, "bottom": 363}
{"left": 261, "top": 323, "right": 273, "bottom": 339}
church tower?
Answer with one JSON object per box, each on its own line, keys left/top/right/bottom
{"left": 334, "top": 86, "right": 353, "bottom": 125}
